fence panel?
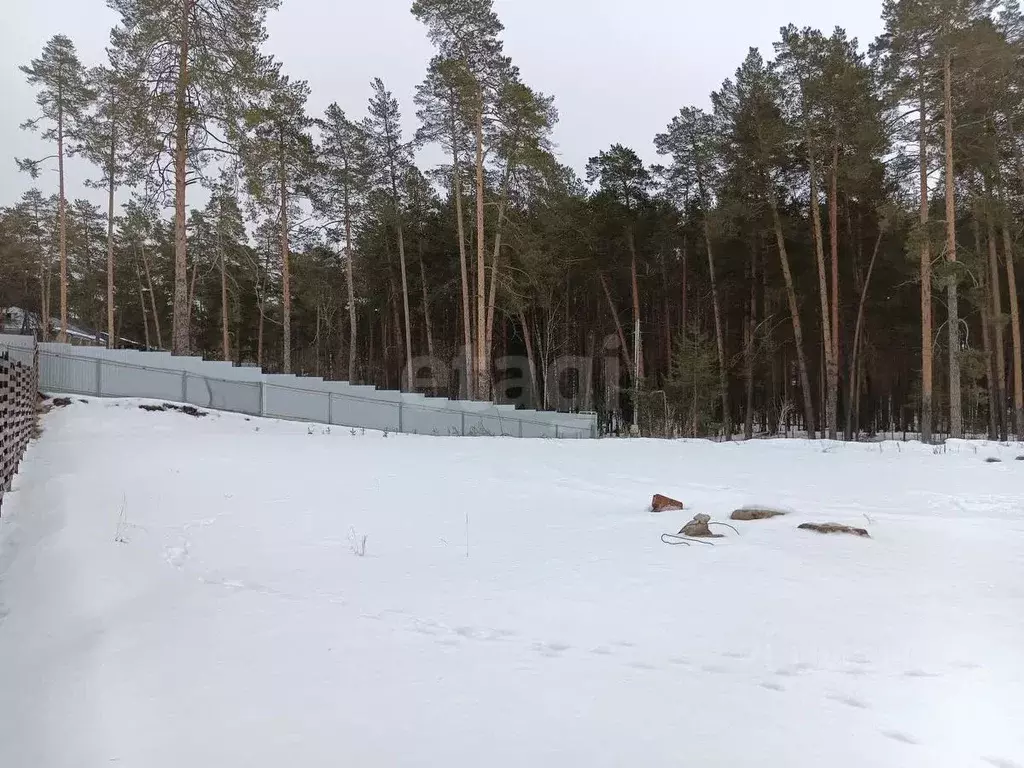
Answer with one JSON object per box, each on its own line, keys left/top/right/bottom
{"left": 99, "top": 358, "right": 187, "bottom": 401}
{"left": 400, "top": 401, "right": 465, "bottom": 436}
{"left": 5, "top": 342, "right": 597, "bottom": 439}
{"left": 329, "top": 393, "right": 401, "bottom": 433}
{"left": 262, "top": 382, "right": 331, "bottom": 424}
{"left": 185, "top": 374, "right": 261, "bottom": 416}
{"left": 0, "top": 349, "right": 39, "bottom": 514}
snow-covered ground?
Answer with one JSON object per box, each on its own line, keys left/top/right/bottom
{"left": 1, "top": 399, "right": 1023, "bottom": 768}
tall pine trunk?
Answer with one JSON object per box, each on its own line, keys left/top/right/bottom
{"left": 171, "top": 0, "right": 191, "bottom": 355}
{"left": 395, "top": 223, "right": 414, "bottom": 391}
{"left": 519, "top": 309, "right": 539, "bottom": 407}
{"left": 418, "top": 244, "right": 435, "bottom": 389}
{"left": 140, "top": 244, "right": 162, "bottom": 349}
{"left": 769, "top": 201, "right": 816, "bottom": 438}
{"left": 598, "top": 270, "right": 633, "bottom": 379}
{"left": 344, "top": 173, "right": 358, "bottom": 383}
{"left": 848, "top": 228, "right": 883, "bottom": 440}
{"left": 809, "top": 150, "right": 835, "bottom": 439}
{"left": 280, "top": 158, "right": 292, "bottom": 374}
{"left": 626, "top": 228, "right": 645, "bottom": 382}
{"left": 106, "top": 126, "right": 116, "bottom": 348}
{"left": 485, "top": 166, "right": 512, "bottom": 395}
{"left": 986, "top": 209, "right": 1006, "bottom": 439}
{"left": 1003, "top": 223, "right": 1023, "bottom": 438}
{"left": 474, "top": 107, "right": 487, "bottom": 399}
{"left": 702, "top": 216, "right": 731, "bottom": 440}
{"left": 220, "top": 236, "right": 230, "bottom": 362}
{"left": 943, "top": 51, "right": 963, "bottom": 439}
{"left": 32, "top": 197, "right": 49, "bottom": 341}
{"left": 744, "top": 237, "right": 757, "bottom": 440}
{"left": 57, "top": 83, "right": 68, "bottom": 343}
{"left": 919, "top": 72, "right": 933, "bottom": 443}
{"left": 136, "top": 259, "right": 151, "bottom": 350}
{"left": 975, "top": 217, "right": 999, "bottom": 440}
{"left": 828, "top": 147, "right": 840, "bottom": 439}
{"left": 451, "top": 129, "right": 473, "bottom": 399}
{"left": 680, "top": 241, "right": 688, "bottom": 335}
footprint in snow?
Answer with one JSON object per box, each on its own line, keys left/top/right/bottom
{"left": 478, "top": 629, "right": 516, "bottom": 642}
{"left": 535, "top": 642, "right": 570, "bottom": 657}
{"left": 983, "top": 757, "right": 1023, "bottom": 768}
{"left": 902, "top": 669, "right": 941, "bottom": 679}
{"left": 629, "top": 661, "right": 658, "bottom": 671}
{"left": 590, "top": 647, "right": 614, "bottom": 656}
{"left": 613, "top": 641, "right": 636, "bottom": 648}
{"left": 951, "top": 660, "right": 982, "bottom": 670}
{"left": 759, "top": 681, "right": 785, "bottom": 692}
{"left": 827, "top": 693, "right": 870, "bottom": 710}
{"left": 776, "top": 662, "right": 815, "bottom": 677}
{"left": 721, "top": 651, "right": 750, "bottom": 660}
{"left": 881, "top": 731, "right": 919, "bottom": 746}
{"left": 668, "top": 657, "right": 690, "bottom": 667}
{"left": 163, "top": 544, "right": 189, "bottom": 568}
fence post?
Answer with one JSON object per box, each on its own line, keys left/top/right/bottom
{"left": 327, "top": 392, "right": 333, "bottom": 425}
{"left": 95, "top": 357, "right": 103, "bottom": 396}
{"left": 259, "top": 380, "right": 266, "bottom": 417}
{"left": 460, "top": 411, "right": 466, "bottom": 436}
{"left": 519, "top": 418, "right": 523, "bottom": 438}
{"left": 555, "top": 424, "right": 560, "bottom": 439}
{"left": 181, "top": 370, "right": 188, "bottom": 403}
{"left": 398, "top": 399, "right": 404, "bottom": 434}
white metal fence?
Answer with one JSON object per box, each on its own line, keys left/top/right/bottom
{"left": 2, "top": 338, "right": 596, "bottom": 439}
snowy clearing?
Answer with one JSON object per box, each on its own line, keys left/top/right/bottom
{"left": 2, "top": 399, "right": 1023, "bottom": 767}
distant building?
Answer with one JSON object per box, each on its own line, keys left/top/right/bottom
{"left": 1, "top": 306, "right": 144, "bottom": 349}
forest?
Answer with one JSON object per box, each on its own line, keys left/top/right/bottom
{"left": 1, "top": 0, "right": 1023, "bottom": 442}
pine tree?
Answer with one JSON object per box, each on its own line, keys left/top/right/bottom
{"left": 80, "top": 63, "right": 150, "bottom": 347}
{"left": 416, "top": 56, "right": 476, "bottom": 395}
{"left": 586, "top": 145, "right": 652, "bottom": 386}
{"left": 412, "top": 0, "right": 511, "bottom": 398}
{"left": 365, "top": 78, "right": 416, "bottom": 390}
{"left": 713, "top": 49, "right": 818, "bottom": 437}
{"left": 108, "top": 0, "right": 280, "bottom": 356}
{"left": 875, "top": 0, "right": 941, "bottom": 442}
{"left": 655, "top": 107, "right": 732, "bottom": 439}
{"left": 484, "top": 78, "right": 557, "bottom": 387}
{"left": 315, "top": 104, "right": 374, "bottom": 383}
{"left": 17, "top": 34, "right": 95, "bottom": 343}
{"left": 241, "top": 70, "right": 315, "bottom": 374}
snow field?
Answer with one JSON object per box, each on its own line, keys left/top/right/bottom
{"left": 1, "top": 398, "right": 1023, "bottom": 767}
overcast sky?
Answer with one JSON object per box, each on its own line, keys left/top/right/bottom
{"left": 0, "top": 0, "right": 883, "bottom": 209}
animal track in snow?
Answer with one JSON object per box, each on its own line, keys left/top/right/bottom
{"left": 720, "top": 651, "right": 750, "bottom": 660}
{"left": 827, "top": 693, "right": 870, "bottom": 710}
{"left": 163, "top": 543, "right": 189, "bottom": 568}
{"left": 629, "top": 661, "right": 658, "bottom": 671}
{"left": 881, "top": 730, "right": 919, "bottom": 746}
{"left": 983, "top": 757, "right": 1022, "bottom": 768}
{"left": 902, "top": 669, "right": 940, "bottom": 679}
{"left": 534, "top": 642, "right": 570, "bottom": 657}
